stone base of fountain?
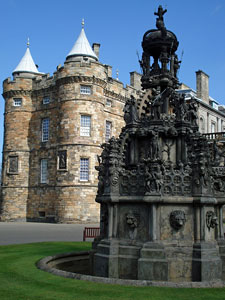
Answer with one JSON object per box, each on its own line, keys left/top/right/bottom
{"left": 36, "top": 250, "right": 225, "bottom": 288}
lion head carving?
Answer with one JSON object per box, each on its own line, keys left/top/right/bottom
{"left": 170, "top": 210, "right": 186, "bottom": 230}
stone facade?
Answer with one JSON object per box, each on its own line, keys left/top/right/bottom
{"left": 0, "top": 53, "right": 142, "bottom": 223}
{"left": 178, "top": 71, "right": 225, "bottom": 134}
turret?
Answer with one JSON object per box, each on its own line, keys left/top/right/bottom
{"left": 66, "top": 19, "right": 98, "bottom": 63}
{"left": 0, "top": 40, "right": 44, "bottom": 221}
{"left": 13, "top": 38, "right": 43, "bottom": 79}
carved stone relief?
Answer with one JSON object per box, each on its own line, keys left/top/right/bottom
{"left": 8, "top": 156, "right": 18, "bottom": 173}
{"left": 145, "top": 164, "right": 163, "bottom": 195}
{"left": 126, "top": 210, "right": 139, "bottom": 240}
{"left": 170, "top": 210, "right": 186, "bottom": 230}
{"left": 206, "top": 211, "right": 218, "bottom": 230}
{"left": 58, "top": 150, "right": 67, "bottom": 170}
{"left": 212, "top": 167, "right": 225, "bottom": 193}
{"left": 100, "top": 204, "right": 108, "bottom": 238}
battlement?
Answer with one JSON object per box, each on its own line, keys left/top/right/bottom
{"left": 3, "top": 76, "right": 34, "bottom": 94}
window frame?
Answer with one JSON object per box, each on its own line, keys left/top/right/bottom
{"left": 42, "top": 118, "right": 50, "bottom": 142}
{"left": 80, "top": 158, "right": 89, "bottom": 181}
{"left": 13, "top": 98, "right": 22, "bottom": 107}
{"left": 80, "top": 115, "right": 91, "bottom": 137}
{"left": 105, "top": 120, "right": 112, "bottom": 142}
{"left": 211, "top": 121, "right": 216, "bottom": 133}
{"left": 80, "top": 85, "right": 92, "bottom": 95}
{"left": 40, "top": 159, "right": 48, "bottom": 184}
{"left": 43, "top": 96, "right": 50, "bottom": 105}
{"left": 106, "top": 99, "right": 112, "bottom": 107}
{"left": 199, "top": 116, "right": 205, "bottom": 133}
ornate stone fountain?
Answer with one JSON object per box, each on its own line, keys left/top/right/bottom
{"left": 93, "top": 6, "right": 225, "bottom": 282}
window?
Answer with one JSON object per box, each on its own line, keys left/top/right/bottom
{"left": 43, "top": 96, "right": 50, "bottom": 104}
{"left": 80, "top": 115, "right": 91, "bottom": 136}
{"left": 38, "top": 211, "right": 45, "bottom": 218}
{"left": 106, "top": 99, "right": 112, "bottom": 107}
{"left": 13, "top": 98, "right": 22, "bottom": 106}
{"left": 42, "top": 118, "right": 49, "bottom": 142}
{"left": 105, "top": 121, "right": 112, "bottom": 142}
{"left": 80, "top": 158, "right": 89, "bottom": 181}
{"left": 199, "top": 117, "right": 205, "bottom": 133}
{"left": 80, "top": 85, "right": 91, "bottom": 95}
{"left": 41, "top": 159, "right": 48, "bottom": 183}
{"left": 58, "top": 150, "right": 67, "bottom": 170}
{"left": 211, "top": 122, "right": 216, "bottom": 133}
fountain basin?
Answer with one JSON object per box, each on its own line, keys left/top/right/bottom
{"left": 36, "top": 251, "right": 225, "bottom": 288}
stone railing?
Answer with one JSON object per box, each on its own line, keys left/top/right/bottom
{"left": 203, "top": 132, "right": 225, "bottom": 141}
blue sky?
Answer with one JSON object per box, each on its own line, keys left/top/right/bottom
{"left": 1, "top": 0, "right": 225, "bottom": 163}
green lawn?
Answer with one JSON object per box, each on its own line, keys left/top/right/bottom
{"left": 0, "top": 242, "right": 225, "bottom": 300}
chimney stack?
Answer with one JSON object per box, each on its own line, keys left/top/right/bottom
{"left": 130, "top": 71, "right": 142, "bottom": 90}
{"left": 92, "top": 43, "right": 100, "bottom": 59}
{"left": 196, "top": 70, "right": 209, "bottom": 104}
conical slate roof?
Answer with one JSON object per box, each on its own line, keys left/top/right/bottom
{"left": 13, "top": 40, "right": 41, "bottom": 75}
{"left": 66, "top": 22, "right": 98, "bottom": 61}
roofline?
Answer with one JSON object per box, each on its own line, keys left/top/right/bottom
{"left": 12, "top": 70, "right": 45, "bottom": 76}
{"left": 182, "top": 94, "right": 225, "bottom": 117}
{"left": 66, "top": 53, "right": 98, "bottom": 61}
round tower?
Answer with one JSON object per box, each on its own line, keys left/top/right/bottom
{"left": 0, "top": 40, "right": 43, "bottom": 221}
{"left": 54, "top": 20, "right": 107, "bottom": 223}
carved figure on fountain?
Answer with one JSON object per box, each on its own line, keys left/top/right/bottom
{"left": 124, "top": 95, "right": 139, "bottom": 126}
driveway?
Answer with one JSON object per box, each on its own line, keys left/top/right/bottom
{"left": 0, "top": 222, "right": 99, "bottom": 245}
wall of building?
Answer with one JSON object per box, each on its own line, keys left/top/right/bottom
{"left": 0, "top": 58, "right": 142, "bottom": 223}
{"left": 179, "top": 70, "right": 225, "bottom": 135}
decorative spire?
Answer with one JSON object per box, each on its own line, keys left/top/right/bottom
{"left": 13, "top": 39, "right": 42, "bottom": 75}
{"left": 66, "top": 21, "right": 98, "bottom": 61}
{"left": 116, "top": 69, "right": 119, "bottom": 81}
{"left": 154, "top": 5, "right": 167, "bottom": 34}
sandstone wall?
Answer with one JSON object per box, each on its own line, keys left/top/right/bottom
{"left": 1, "top": 59, "right": 140, "bottom": 223}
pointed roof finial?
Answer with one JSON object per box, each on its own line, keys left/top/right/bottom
{"left": 66, "top": 20, "right": 98, "bottom": 61}
{"left": 13, "top": 39, "right": 43, "bottom": 75}
{"left": 116, "top": 69, "right": 119, "bottom": 80}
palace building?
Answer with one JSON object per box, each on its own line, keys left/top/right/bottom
{"left": 1, "top": 23, "right": 224, "bottom": 223}
{"left": 0, "top": 23, "right": 142, "bottom": 223}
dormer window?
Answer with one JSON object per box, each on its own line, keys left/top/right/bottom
{"left": 13, "top": 98, "right": 22, "bottom": 107}
{"left": 80, "top": 85, "right": 91, "bottom": 95}
{"left": 43, "top": 96, "right": 50, "bottom": 104}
